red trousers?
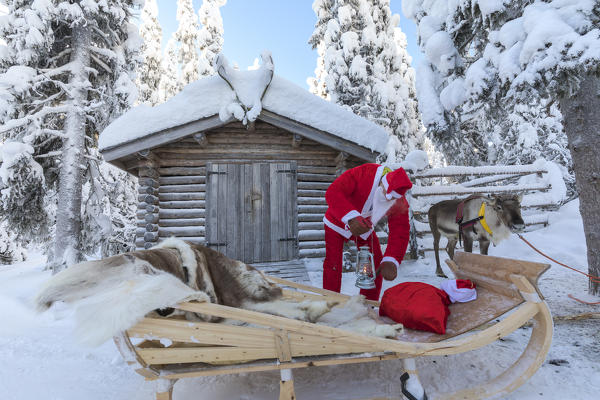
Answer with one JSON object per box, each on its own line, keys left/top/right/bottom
{"left": 322, "top": 225, "right": 384, "bottom": 301}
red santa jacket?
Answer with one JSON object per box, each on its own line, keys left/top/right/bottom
{"left": 323, "top": 164, "right": 412, "bottom": 268}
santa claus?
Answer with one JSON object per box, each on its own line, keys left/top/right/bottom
{"left": 323, "top": 163, "right": 413, "bottom": 300}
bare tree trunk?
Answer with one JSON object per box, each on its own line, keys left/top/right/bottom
{"left": 559, "top": 73, "right": 600, "bottom": 295}
{"left": 52, "top": 23, "right": 91, "bottom": 273}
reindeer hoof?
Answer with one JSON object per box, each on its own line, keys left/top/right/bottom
{"left": 436, "top": 272, "right": 448, "bottom": 278}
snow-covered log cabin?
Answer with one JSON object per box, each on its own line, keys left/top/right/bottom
{"left": 99, "top": 54, "right": 391, "bottom": 264}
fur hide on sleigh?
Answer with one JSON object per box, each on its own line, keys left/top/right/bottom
{"left": 35, "top": 238, "right": 402, "bottom": 346}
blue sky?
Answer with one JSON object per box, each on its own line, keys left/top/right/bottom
{"left": 154, "top": 0, "right": 422, "bottom": 89}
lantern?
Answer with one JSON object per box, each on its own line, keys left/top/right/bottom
{"left": 355, "top": 246, "right": 376, "bottom": 289}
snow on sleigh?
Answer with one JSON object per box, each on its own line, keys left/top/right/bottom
{"left": 115, "top": 252, "right": 553, "bottom": 400}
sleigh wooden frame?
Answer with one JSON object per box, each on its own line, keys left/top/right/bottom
{"left": 114, "top": 252, "right": 553, "bottom": 400}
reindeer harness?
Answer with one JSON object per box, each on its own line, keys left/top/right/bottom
{"left": 456, "top": 196, "right": 493, "bottom": 245}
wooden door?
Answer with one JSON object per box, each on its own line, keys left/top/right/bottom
{"left": 205, "top": 162, "right": 298, "bottom": 263}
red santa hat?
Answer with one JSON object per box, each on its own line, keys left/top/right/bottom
{"left": 440, "top": 279, "right": 477, "bottom": 303}
{"left": 381, "top": 167, "right": 413, "bottom": 200}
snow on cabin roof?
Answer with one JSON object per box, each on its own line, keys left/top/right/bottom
{"left": 99, "top": 63, "right": 389, "bottom": 157}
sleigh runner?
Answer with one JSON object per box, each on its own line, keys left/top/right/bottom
{"left": 114, "top": 252, "right": 553, "bottom": 400}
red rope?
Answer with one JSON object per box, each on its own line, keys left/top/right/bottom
{"left": 517, "top": 234, "right": 600, "bottom": 305}
{"left": 567, "top": 294, "right": 600, "bottom": 305}
{"left": 517, "top": 234, "right": 600, "bottom": 283}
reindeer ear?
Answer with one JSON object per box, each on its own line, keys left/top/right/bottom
{"left": 517, "top": 193, "right": 523, "bottom": 202}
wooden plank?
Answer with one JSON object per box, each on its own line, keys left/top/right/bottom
{"left": 159, "top": 192, "right": 205, "bottom": 201}
{"left": 299, "top": 240, "right": 325, "bottom": 249}
{"left": 299, "top": 222, "right": 323, "bottom": 230}
{"left": 159, "top": 200, "right": 205, "bottom": 209}
{"left": 128, "top": 318, "right": 276, "bottom": 347}
{"left": 159, "top": 227, "right": 205, "bottom": 237}
{"left": 297, "top": 189, "right": 326, "bottom": 197}
{"left": 274, "top": 330, "right": 292, "bottom": 362}
{"left": 159, "top": 218, "right": 204, "bottom": 227}
{"left": 298, "top": 181, "right": 330, "bottom": 190}
{"left": 159, "top": 175, "right": 205, "bottom": 185}
{"left": 101, "top": 115, "right": 233, "bottom": 162}
{"left": 159, "top": 184, "right": 205, "bottom": 193}
{"left": 259, "top": 110, "right": 379, "bottom": 162}
{"left": 157, "top": 353, "right": 404, "bottom": 380}
{"left": 216, "top": 163, "right": 228, "bottom": 255}
{"left": 270, "top": 163, "right": 281, "bottom": 261}
{"left": 243, "top": 164, "right": 254, "bottom": 262}
{"left": 297, "top": 173, "right": 335, "bottom": 182}
{"left": 297, "top": 166, "right": 336, "bottom": 174}
{"left": 298, "top": 205, "right": 327, "bottom": 214}
{"left": 411, "top": 183, "right": 550, "bottom": 197}
{"left": 251, "top": 163, "right": 262, "bottom": 262}
{"left": 159, "top": 167, "right": 207, "bottom": 176}
{"left": 158, "top": 209, "right": 205, "bottom": 219}
{"left": 262, "top": 163, "right": 271, "bottom": 262}
{"left": 298, "top": 197, "right": 327, "bottom": 205}
{"left": 137, "top": 346, "right": 277, "bottom": 365}
{"left": 298, "top": 213, "right": 324, "bottom": 222}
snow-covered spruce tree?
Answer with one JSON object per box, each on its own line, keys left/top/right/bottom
{"left": 158, "top": 37, "right": 181, "bottom": 102}
{"left": 309, "top": 0, "right": 422, "bottom": 160}
{"left": 0, "top": 219, "right": 26, "bottom": 264}
{"left": 405, "top": 0, "right": 600, "bottom": 294}
{"left": 306, "top": 41, "right": 329, "bottom": 99}
{"left": 0, "top": 1, "right": 142, "bottom": 271}
{"left": 307, "top": 0, "right": 335, "bottom": 99}
{"left": 0, "top": 142, "right": 49, "bottom": 242}
{"left": 137, "top": 0, "right": 163, "bottom": 105}
{"left": 197, "top": 0, "right": 226, "bottom": 76}
{"left": 175, "top": 0, "right": 200, "bottom": 85}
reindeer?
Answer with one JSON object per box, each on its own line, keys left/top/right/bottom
{"left": 428, "top": 194, "right": 525, "bottom": 277}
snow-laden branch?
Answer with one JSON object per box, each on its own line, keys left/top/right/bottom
{"left": 0, "top": 105, "right": 71, "bottom": 134}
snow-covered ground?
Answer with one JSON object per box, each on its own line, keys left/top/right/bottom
{"left": 1, "top": 199, "right": 598, "bottom": 400}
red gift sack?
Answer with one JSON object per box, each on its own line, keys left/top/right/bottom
{"left": 379, "top": 282, "right": 451, "bottom": 334}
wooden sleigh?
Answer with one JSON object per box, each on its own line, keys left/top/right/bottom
{"left": 114, "top": 252, "right": 553, "bottom": 400}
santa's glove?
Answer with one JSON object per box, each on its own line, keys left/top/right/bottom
{"left": 348, "top": 216, "right": 373, "bottom": 236}
{"left": 377, "top": 261, "right": 397, "bottom": 281}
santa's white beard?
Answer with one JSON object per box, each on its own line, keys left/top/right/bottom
{"left": 371, "top": 187, "right": 395, "bottom": 226}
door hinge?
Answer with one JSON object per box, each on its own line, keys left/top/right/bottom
{"left": 207, "top": 171, "right": 227, "bottom": 175}
{"left": 279, "top": 237, "right": 297, "bottom": 242}
{"left": 277, "top": 169, "right": 297, "bottom": 174}
{"left": 206, "top": 242, "right": 227, "bottom": 246}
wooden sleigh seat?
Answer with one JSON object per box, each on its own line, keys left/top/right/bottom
{"left": 114, "top": 252, "right": 553, "bottom": 400}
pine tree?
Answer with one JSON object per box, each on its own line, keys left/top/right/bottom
{"left": 0, "top": 0, "right": 142, "bottom": 270}
{"left": 175, "top": 0, "right": 200, "bottom": 86}
{"left": 198, "top": 0, "right": 226, "bottom": 76}
{"left": 158, "top": 37, "right": 181, "bottom": 102}
{"left": 137, "top": 0, "right": 163, "bottom": 105}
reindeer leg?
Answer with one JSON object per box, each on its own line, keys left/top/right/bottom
{"left": 446, "top": 238, "right": 457, "bottom": 260}
{"left": 480, "top": 239, "right": 491, "bottom": 255}
{"left": 432, "top": 230, "right": 444, "bottom": 277}
{"left": 463, "top": 235, "right": 474, "bottom": 253}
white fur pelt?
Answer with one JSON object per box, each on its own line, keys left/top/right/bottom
{"left": 317, "top": 295, "right": 404, "bottom": 338}
{"left": 34, "top": 258, "right": 210, "bottom": 346}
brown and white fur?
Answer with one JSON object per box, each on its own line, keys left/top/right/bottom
{"left": 428, "top": 194, "right": 524, "bottom": 277}
{"left": 35, "top": 238, "right": 401, "bottom": 344}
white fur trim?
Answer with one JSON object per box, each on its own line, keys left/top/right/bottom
{"left": 440, "top": 280, "right": 477, "bottom": 303}
{"left": 361, "top": 165, "right": 385, "bottom": 215}
{"left": 381, "top": 256, "right": 400, "bottom": 269}
{"left": 323, "top": 216, "right": 352, "bottom": 239}
{"left": 359, "top": 228, "right": 373, "bottom": 241}
{"left": 381, "top": 174, "right": 390, "bottom": 192}
{"left": 341, "top": 210, "right": 361, "bottom": 225}
{"left": 155, "top": 238, "right": 198, "bottom": 289}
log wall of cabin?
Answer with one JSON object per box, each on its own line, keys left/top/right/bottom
{"left": 131, "top": 120, "right": 382, "bottom": 257}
